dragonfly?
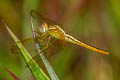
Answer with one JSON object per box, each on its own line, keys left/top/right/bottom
{"left": 12, "top": 10, "right": 109, "bottom": 55}
{"left": 29, "top": 10, "right": 109, "bottom": 55}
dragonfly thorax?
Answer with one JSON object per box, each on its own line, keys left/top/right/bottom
{"left": 39, "top": 23, "right": 48, "bottom": 33}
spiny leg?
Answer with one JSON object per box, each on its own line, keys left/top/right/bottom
{"left": 28, "top": 37, "right": 57, "bottom": 64}
{"left": 30, "top": 36, "right": 52, "bottom": 60}
{"left": 11, "top": 37, "right": 33, "bottom": 54}
{"left": 25, "top": 35, "right": 51, "bottom": 68}
{"left": 27, "top": 37, "right": 52, "bottom": 66}
{"left": 11, "top": 31, "right": 47, "bottom": 54}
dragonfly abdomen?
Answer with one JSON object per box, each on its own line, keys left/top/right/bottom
{"left": 65, "top": 34, "right": 109, "bottom": 55}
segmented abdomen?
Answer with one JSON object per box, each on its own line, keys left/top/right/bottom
{"left": 65, "top": 34, "right": 109, "bottom": 55}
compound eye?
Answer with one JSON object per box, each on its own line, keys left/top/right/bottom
{"left": 42, "top": 25, "right": 46, "bottom": 32}
{"left": 39, "top": 23, "right": 47, "bottom": 33}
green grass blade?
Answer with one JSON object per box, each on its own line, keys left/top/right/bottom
{"left": 3, "top": 21, "right": 50, "bottom": 80}
{"left": 30, "top": 17, "right": 59, "bottom": 80}
{"left": 38, "top": 52, "right": 59, "bottom": 80}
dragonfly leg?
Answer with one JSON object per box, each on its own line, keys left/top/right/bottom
{"left": 37, "top": 33, "right": 49, "bottom": 42}
{"left": 29, "top": 36, "right": 51, "bottom": 59}
{"left": 34, "top": 31, "right": 42, "bottom": 36}
{"left": 11, "top": 37, "right": 33, "bottom": 54}
{"left": 13, "top": 37, "right": 33, "bottom": 44}
{"left": 11, "top": 44, "right": 19, "bottom": 54}
{"left": 28, "top": 37, "right": 57, "bottom": 65}
{"left": 38, "top": 36, "right": 56, "bottom": 52}
{"left": 33, "top": 31, "right": 48, "bottom": 41}
{"left": 26, "top": 46, "right": 49, "bottom": 67}
{"left": 46, "top": 36, "right": 51, "bottom": 47}
{"left": 32, "top": 30, "right": 49, "bottom": 41}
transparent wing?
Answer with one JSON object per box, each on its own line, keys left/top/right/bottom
{"left": 11, "top": 37, "right": 35, "bottom": 56}
{"left": 11, "top": 35, "right": 58, "bottom": 57}
{"left": 30, "top": 10, "right": 57, "bottom": 25}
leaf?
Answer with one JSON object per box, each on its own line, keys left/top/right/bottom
{"left": 3, "top": 21, "right": 50, "bottom": 80}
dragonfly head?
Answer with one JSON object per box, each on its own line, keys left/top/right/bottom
{"left": 39, "top": 23, "right": 48, "bottom": 33}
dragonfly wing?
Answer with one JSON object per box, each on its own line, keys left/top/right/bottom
{"left": 30, "top": 10, "right": 56, "bottom": 25}
{"left": 11, "top": 37, "right": 36, "bottom": 56}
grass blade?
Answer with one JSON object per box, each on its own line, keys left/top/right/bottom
{"left": 30, "top": 16, "right": 59, "bottom": 80}
{"left": 3, "top": 21, "right": 50, "bottom": 80}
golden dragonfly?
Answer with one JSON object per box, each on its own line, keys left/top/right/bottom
{"left": 12, "top": 10, "right": 109, "bottom": 55}
{"left": 29, "top": 10, "right": 109, "bottom": 55}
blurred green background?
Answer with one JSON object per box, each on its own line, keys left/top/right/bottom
{"left": 0, "top": 0, "right": 120, "bottom": 80}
